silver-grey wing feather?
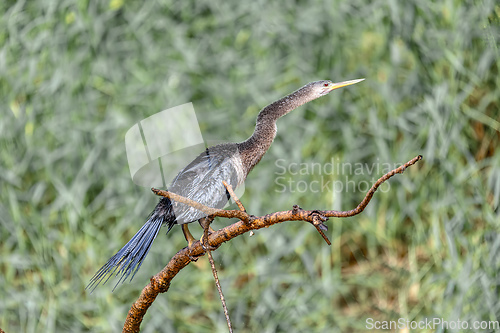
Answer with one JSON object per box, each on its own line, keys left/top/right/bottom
{"left": 168, "top": 143, "right": 244, "bottom": 224}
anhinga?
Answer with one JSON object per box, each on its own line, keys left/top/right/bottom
{"left": 87, "top": 78, "right": 364, "bottom": 291}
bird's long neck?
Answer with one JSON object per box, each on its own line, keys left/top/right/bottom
{"left": 237, "top": 85, "right": 315, "bottom": 175}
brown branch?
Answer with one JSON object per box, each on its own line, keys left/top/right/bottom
{"left": 319, "top": 154, "right": 423, "bottom": 217}
{"left": 223, "top": 180, "right": 246, "bottom": 212}
{"left": 199, "top": 215, "right": 233, "bottom": 332}
{"left": 122, "top": 155, "right": 423, "bottom": 333}
{"left": 206, "top": 250, "right": 233, "bottom": 332}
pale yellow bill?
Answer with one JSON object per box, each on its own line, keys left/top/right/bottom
{"left": 329, "top": 78, "right": 365, "bottom": 90}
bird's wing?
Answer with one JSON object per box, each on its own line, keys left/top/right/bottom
{"left": 168, "top": 144, "right": 243, "bottom": 223}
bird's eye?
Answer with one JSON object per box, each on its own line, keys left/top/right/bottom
{"left": 324, "top": 83, "right": 329, "bottom": 87}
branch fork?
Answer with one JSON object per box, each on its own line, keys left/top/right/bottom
{"left": 122, "top": 155, "right": 423, "bottom": 333}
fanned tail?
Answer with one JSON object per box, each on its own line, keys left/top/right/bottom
{"left": 87, "top": 209, "right": 174, "bottom": 292}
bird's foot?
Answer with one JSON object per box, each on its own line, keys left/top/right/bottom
{"left": 187, "top": 253, "right": 200, "bottom": 262}
{"left": 200, "top": 233, "right": 218, "bottom": 251}
{"left": 182, "top": 224, "right": 202, "bottom": 261}
{"left": 185, "top": 242, "right": 201, "bottom": 262}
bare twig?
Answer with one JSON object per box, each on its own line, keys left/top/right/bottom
{"left": 122, "top": 155, "right": 423, "bottom": 333}
{"left": 199, "top": 216, "right": 233, "bottom": 332}
{"left": 311, "top": 213, "right": 331, "bottom": 245}
{"left": 207, "top": 250, "right": 233, "bottom": 333}
{"left": 223, "top": 180, "right": 246, "bottom": 212}
{"left": 151, "top": 189, "right": 249, "bottom": 222}
{"left": 319, "top": 154, "right": 423, "bottom": 218}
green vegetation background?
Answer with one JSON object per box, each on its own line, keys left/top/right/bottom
{"left": 1, "top": 0, "right": 499, "bottom": 332}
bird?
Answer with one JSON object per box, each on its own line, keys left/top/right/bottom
{"left": 87, "top": 78, "right": 364, "bottom": 291}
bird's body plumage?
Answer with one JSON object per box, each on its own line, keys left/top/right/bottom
{"left": 88, "top": 79, "right": 363, "bottom": 291}
{"left": 87, "top": 144, "right": 243, "bottom": 290}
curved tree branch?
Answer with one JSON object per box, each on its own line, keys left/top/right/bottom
{"left": 122, "top": 155, "right": 423, "bottom": 333}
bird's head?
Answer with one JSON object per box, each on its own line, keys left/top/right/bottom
{"left": 259, "top": 78, "right": 365, "bottom": 122}
{"left": 309, "top": 78, "right": 365, "bottom": 97}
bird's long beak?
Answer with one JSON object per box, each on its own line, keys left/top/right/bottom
{"left": 329, "top": 78, "right": 365, "bottom": 91}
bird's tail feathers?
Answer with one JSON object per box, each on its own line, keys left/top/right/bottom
{"left": 86, "top": 214, "right": 167, "bottom": 292}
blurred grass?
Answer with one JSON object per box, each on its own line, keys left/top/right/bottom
{"left": 1, "top": 0, "right": 499, "bottom": 332}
